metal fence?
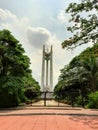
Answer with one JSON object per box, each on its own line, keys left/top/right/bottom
{"left": 31, "top": 90, "right": 85, "bottom": 107}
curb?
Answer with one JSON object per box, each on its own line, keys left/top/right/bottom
{"left": 0, "top": 113, "right": 98, "bottom": 116}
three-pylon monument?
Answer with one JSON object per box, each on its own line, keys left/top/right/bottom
{"left": 41, "top": 45, "right": 53, "bottom": 91}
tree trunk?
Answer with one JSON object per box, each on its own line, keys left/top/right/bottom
{"left": 90, "top": 78, "right": 96, "bottom": 92}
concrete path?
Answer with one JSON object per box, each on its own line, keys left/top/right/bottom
{"left": 0, "top": 100, "right": 98, "bottom": 130}
{"left": 0, "top": 107, "right": 98, "bottom": 130}
{"left": 0, "top": 106, "right": 98, "bottom": 116}
{"left": 31, "top": 100, "right": 70, "bottom": 107}
{"left": 0, "top": 115, "right": 98, "bottom": 130}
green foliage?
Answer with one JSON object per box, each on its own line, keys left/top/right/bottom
{"left": 25, "top": 87, "right": 40, "bottom": 100}
{"left": 87, "top": 91, "right": 98, "bottom": 109}
{"left": 74, "top": 95, "right": 83, "bottom": 106}
{"left": 62, "top": 0, "right": 98, "bottom": 49}
{"left": 0, "top": 29, "right": 40, "bottom": 108}
{"left": 0, "top": 76, "right": 24, "bottom": 107}
{"left": 24, "top": 74, "right": 40, "bottom": 100}
{"left": 79, "top": 44, "right": 98, "bottom": 58}
{"left": 54, "top": 44, "right": 98, "bottom": 107}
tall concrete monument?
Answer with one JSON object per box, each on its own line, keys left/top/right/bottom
{"left": 41, "top": 45, "right": 53, "bottom": 91}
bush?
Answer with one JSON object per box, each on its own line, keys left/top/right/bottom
{"left": 86, "top": 91, "right": 98, "bottom": 109}
{"left": 24, "top": 88, "right": 40, "bottom": 100}
{"left": 0, "top": 92, "right": 20, "bottom": 108}
{"left": 75, "top": 95, "right": 82, "bottom": 105}
{"left": 0, "top": 76, "right": 24, "bottom": 108}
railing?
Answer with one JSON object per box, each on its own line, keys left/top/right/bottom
{"left": 31, "top": 90, "right": 85, "bottom": 107}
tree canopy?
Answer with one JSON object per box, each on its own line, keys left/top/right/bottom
{"left": 62, "top": 0, "right": 98, "bottom": 49}
{"left": 54, "top": 44, "right": 98, "bottom": 95}
{"left": 0, "top": 29, "right": 40, "bottom": 107}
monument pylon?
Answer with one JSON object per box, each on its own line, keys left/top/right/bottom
{"left": 41, "top": 45, "right": 53, "bottom": 91}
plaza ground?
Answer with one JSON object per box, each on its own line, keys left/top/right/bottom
{"left": 0, "top": 100, "right": 98, "bottom": 130}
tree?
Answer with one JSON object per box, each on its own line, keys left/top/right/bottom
{"left": 54, "top": 44, "right": 98, "bottom": 107}
{"left": 62, "top": 0, "right": 98, "bottom": 49}
{"left": 79, "top": 56, "right": 98, "bottom": 92}
{"left": 54, "top": 44, "right": 98, "bottom": 97}
{"left": 0, "top": 29, "right": 40, "bottom": 107}
{"left": 0, "top": 29, "right": 28, "bottom": 77}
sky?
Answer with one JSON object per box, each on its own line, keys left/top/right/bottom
{"left": 0, "top": 0, "right": 89, "bottom": 88}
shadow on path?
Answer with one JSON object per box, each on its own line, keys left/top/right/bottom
{"left": 69, "top": 116, "right": 98, "bottom": 129}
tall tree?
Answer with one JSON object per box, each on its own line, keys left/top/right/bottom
{"left": 62, "top": 0, "right": 98, "bottom": 49}
{"left": 0, "top": 30, "right": 31, "bottom": 77}
{"left": 79, "top": 56, "right": 98, "bottom": 92}
{"left": 0, "top": 29, "right": 40, "bottom": 107}
{"left": 54, "top": 44, "right": 98, "bottom": 96}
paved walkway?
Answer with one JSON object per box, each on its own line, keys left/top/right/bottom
{"left": 0, "top": 100, "right": 98, "bottom": 130}
{"left": 0, "top": 115, "right": 98, "bottom": 130}
{"left": 31, "top": 100, "right": 70, "bottom": 107}
{"left": 0, "top": 106, "right": 98, "bottom": 116}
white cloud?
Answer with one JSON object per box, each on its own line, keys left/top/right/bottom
{"left": 0, "top": 8, "right": 30, "bottom": 38}
{"left": 57, "top": 10, "right": 67, "bottom": 24}
{"left": 0, "top": 8, "right": 75, "bottom": 88}
{"left": 0, "top": 8, "right": 16, "bottom": 20}
{"left": 26, "top": 27, "right": 51, "bottom": 49}
{"left": 26, "top": 26, "right": 67, "bottom": 86}
{"left": 0, "top": 0, "right": 94, "bottom": 90}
